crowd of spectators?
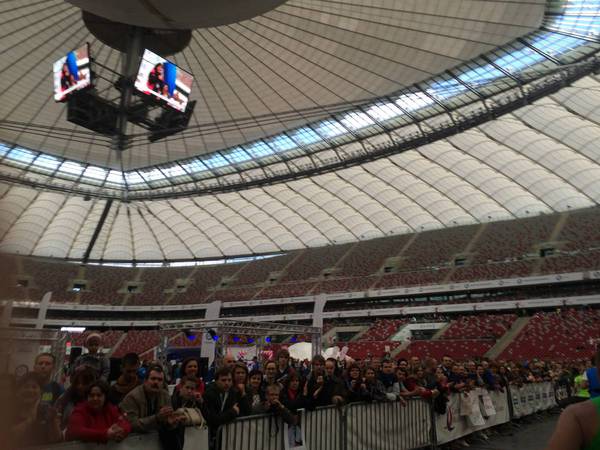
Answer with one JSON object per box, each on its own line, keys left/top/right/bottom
{"left": 6, "top": 331, "right": 598, "bottom": 450}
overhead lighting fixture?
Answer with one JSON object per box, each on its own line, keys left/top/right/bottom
{"left": 207, "top": 329, "right": 218, "bottom": 341}
{"left": 183, "top": 329, "right": 196, "bottom": 341}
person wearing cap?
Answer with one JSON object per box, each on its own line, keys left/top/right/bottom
{"left": 72, "top": 333, "right": 110, "bottom": 382}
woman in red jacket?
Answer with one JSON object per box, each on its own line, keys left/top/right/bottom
{"left": 66, "top": 380, "right": 131, "bottom": 443}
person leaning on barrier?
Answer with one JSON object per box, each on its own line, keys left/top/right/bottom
{"left": 253, "top": 384, "right": 297, "bottom": 425}
{"left": 379, "top": 360, "right": 403, "bottom": 401}
{"left": 172, "top": 357, "right": 205, "bottom": 408}
{"left": 276, "top": 348, "right": 295, "bottom": 384}
{"left": 120, "top": 365, "right": 186, "bottom": 450}
{"left": 66, "top": 380, "right": 131, "bottom": 443}
{"left": 171, "top": 376, "right": 205, "bottom": 450}
{"left": 247, "top": 369, "right": 264, "bottom": 411}
{"left": 305, "top": 367, "right": 344, "bottom": 407}
{"left": 10, "top": 372, "right": 63, "bottom": 448}
{"left": 363, "top": 367, "right": 387, "bottom": 402}
{"left": 280, "top": 372, "right": 309, "bottom": 412}
{"left": 172, "top": 376, "right": 204, "bottom": 411}
{"left": 56, "top": 366, "right": 97, "bottom": 429}
{"left": 345, "top": 363, "right": 370, "bottom": 403}
{"left": 33, "top": 352, "right": 65, "bottom": 407}
{"left": 108, "top": 352, "right": 141, "bottom": 405}
{"left": 202, "top": 367, "right": 250, "bottom": 435}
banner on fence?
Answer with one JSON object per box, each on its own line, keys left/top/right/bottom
{"left": 510, "top": 382, "right": 557, "bottom": 419}
{"left": 435, "top": 388, "right": 510, "bottom": 445}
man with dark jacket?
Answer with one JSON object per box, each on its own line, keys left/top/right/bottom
{"left": 202, "top": 367, "right": 250, "bottom": 444}
{"left": 108, "top": 353, "right": 141, "bottom": 405}
{"left": 253, "top": 384, "right": 296, "bottom": 424}
{"left": 305, "top": 359, "right": 346, "bottom": 408}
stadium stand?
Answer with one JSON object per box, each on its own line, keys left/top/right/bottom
{"left": 80, "top": 265, "right": 135, "bottom": 305}
{"left": 361, "top": 318, "right": 405, "bottom": 341}
{"left": 314, "top": 276, "right": 378, "bottom": 294}
{"left": 332, "top": 234, "right": 412, "bottom": 277}
{"left": 111, "top": 330, "right": 178, "bottom": 358}
{"left": 499, "top": 309, "right": 600, "bottom": 361}
{"left": 375, "top": 268, "right": 451, "bottom": 289}
{"left": 126, "top": 266, "right": 193, "bottom": 306}
{"left": 398, "top": 225, "right": 478, "bottom": 270}
{"left": 228, "top": 253, "right": 297, "bottom": 286}
{"left": 169, "top": 264, "right": 241, "bottom": 304}
{"left": 343, "top": 341, "right": 401, "bottom": 360}
{"left": 255, "top": 281, "right": 318, "bottom": 299}
{"left": 441, "top": 313, "right": 517, "bottom": 339}
{"left": 469, "top": 215, "right": 559, "bottom": 263}
{"left": 398, "top": 339, "right": 496, "bottom": 360}
{"left": 5, "top": 208, "right": 600, "bottom": 306}
{"left": 23, "top": 259, "right": 79, "bottom": 303}
{"left": 279, "top": 243, "right": 353, "bottom": 282}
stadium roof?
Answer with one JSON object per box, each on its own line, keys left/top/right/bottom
{"left": 1, "top": 0, "right": 600, "bottom": 261}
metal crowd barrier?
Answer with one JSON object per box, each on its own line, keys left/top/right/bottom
{"left": 217, "top": 381, "right": 561, "bottom": 450}
{"left": 23, "top": 427, "right": 209, "bottom": 450}
{"left": 218, "top": 412, "right": 285, "bottom": 450}
{"left": 304, "top": 405, "right": 343, "bottom": 450}
{"left": 217, "top": 398, "right": 432, "bottom": 450}
{"left": 26, "top": 382, "right": 563, "bottom": 450}
{"left": 345, "top": 399, "right": 432, "bottom": 450}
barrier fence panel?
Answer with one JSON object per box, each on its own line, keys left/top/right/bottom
{"left": 219, "top": 413, "right": 284, "bottom": 450}
{"left": 24, "top": 427, "right": 209, "bottom": 450}
{"left": 346, "top": 399, "right": 431, "bottom": 450}
{"left": 217, "top": 383, "right": 555, "bottom": 450}
{"left": 304, "top": 406, "right": 342, "bottom": 450}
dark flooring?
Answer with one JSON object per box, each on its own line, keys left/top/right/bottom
{"left": 446, "top": 413, "right": 559, "bottom": 450}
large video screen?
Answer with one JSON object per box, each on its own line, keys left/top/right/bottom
{"left": 53, "top": 44, "right": 92, "bottom": 102}
{"left": 134, "top": 49, "right": 193, "bottom": 113}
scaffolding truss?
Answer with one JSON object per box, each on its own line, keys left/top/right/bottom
{"left": 158, "top": 319, "right": 322, "bottom": 364}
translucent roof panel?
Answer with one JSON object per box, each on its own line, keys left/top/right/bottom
{"left": 2, "top": 73, "right": 600, "bottom": 260}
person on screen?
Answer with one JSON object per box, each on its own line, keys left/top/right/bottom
{"left": 60, "top": 64, "right": 76, "bottom": 91}
{"left": 147, "top": 63, "right": 168, "bottom": 97}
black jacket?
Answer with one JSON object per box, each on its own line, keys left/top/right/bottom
{"left": 280, "top": 388, "right": 309, "bottom": 412}
{"left": 201, "top": 383, "right": 250, "bottom": 431}
{"left": 306, "top": 375, "right": 346, "bottom": 408}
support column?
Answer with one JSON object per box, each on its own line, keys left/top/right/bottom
{"left": 311, "top": 294, "right": 326, "bottom": 356}
{"left": 200, "top": 301, "right": 222, "bottom": 366}
{"left": 35, "top": 291, "right": 52, "bottom": 329}
{"left": 113, "top": 26, "right": 144, "bottom": 152}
